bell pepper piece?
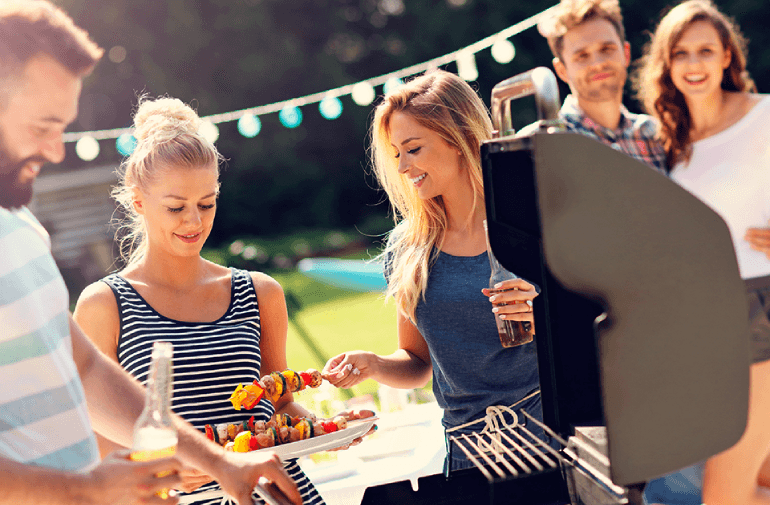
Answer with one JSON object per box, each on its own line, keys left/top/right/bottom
{"left": 229, "top": 384, "right": 246, "bottom": 410}
{"left": 233, "top": 431, "right": 251, "bottom": 452}
{"left": 299, "top": 372, "right": 312, "bottom": 390}
{"left": 242, "top": 382, "right": 265, "bottom": 409}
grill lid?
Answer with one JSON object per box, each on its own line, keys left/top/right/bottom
{"left": 481, "top": 68, "right": 750, "bottom": 486}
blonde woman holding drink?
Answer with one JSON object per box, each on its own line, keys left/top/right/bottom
{"left": 323, "top": 70, "right": 542, "bottom": 471}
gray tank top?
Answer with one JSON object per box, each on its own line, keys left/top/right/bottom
{"left": 411, "top": 250, "right": 542, "bottom": 429}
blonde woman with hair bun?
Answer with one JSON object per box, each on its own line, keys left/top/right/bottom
{"left": 322, "top": 70, "right": 545, "bottom": 471}
{"left": 73, "top": 96, "right": 361, "bottom": 504}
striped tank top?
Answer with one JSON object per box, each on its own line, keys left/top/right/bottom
{"left": 103, "top": 268, "right": 324, "bottom": 505}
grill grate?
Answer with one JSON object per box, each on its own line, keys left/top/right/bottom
{"left": 448, "top": 409, "right": 631, "bottom": 505}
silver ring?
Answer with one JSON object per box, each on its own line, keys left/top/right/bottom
{"left": 526, "top": 300, "right": 533, "bottom": 308}
{"left": 352, "top": 368, "right": 361, "bottom": 376}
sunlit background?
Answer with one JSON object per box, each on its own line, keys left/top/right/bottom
{"left": 40, "top": 0, "right": 770, "bottom": 398}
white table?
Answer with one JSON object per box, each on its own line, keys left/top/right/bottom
{"left": 300, "top": 401, "right": 445, "bottom": 505}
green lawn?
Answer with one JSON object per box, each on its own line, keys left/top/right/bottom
{"left": 271, "top": 270, "right": 399, "bottom": 401}
{"left": 201, "top": 244, "right": 433, "bottom": 409}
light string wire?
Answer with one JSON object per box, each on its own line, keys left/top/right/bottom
{"left": 62, "top": 4, "right": 556, "bottom": 144}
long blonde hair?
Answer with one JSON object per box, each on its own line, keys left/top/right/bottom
{"left": 633, "top": 0, "right": 755, "bottom": 169}
{"left": 112, "top": 97, "right": 222, "bottom": 266}
{"left": 372, "top": 70, "right": 492, "bottom": 321}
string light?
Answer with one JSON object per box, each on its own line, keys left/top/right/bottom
{"left": 491, "top": 39, "right": 516, "bottom": 64}
{"left": 64, "top": 5, "right": 557, "bottom": 160}
{"left": 237, "top": 113, "right": 261, "bottom": 137}
{"left": 198, "top": 120, "right": 220, "bottom": 143}
{"left": 279, "top": 105, "right": 303, "bottom": 128}
{"left": 75, "top": 136, "right": 99, "bottom": 161}
{"left": 456, "top": 51, "right": 479, "bottom": 81}
{"left": 383, "top": 76, "right": 404, "bottom": 94}
{"left": 115, "top": 133, "right": 137, "bottom": 156}
{"left": 351, "top": 81, "right": 375, "bottom": 106}
{"left": 319, "top": 96, "right": 343, "bottom": 120}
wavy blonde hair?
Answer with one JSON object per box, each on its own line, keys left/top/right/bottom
{"left": 633, "top": 0, "right": 755, "bottom": 169}
{"left": 372, "top": 70, "right": 492, "bottom": 321}
{"left": 112, "top": 97, "right": 222, "bottom": 266}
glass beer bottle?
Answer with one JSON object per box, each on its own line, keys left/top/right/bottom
{"left": 130, "top": 341, "right": 178, "bottom": 499}
{"left": 484, "top": 220, "right": 534, "bottom": 348}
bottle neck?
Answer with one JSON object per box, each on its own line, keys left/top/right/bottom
{"left": 144, "top": 356, "right": 172, "bottom": 416}
{"left": 484, "top": 221, "right": 504, "bottom": 274}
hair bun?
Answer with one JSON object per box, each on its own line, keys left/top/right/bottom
{"left": 132, "top": 97, "right": 202, "bottom": 143}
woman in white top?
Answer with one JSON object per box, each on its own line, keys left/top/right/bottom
{"left": 635, "top": 1, "right": 770, "bottom": 503}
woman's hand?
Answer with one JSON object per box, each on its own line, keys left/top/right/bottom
{"left": 745, "top": 226, "right": 770, "bottom": 260}
{"left": 322, "top": 351, "right": 374, "bottom": 389}
{"left": 175, "top": 466, "right": 214, "bottom": 494}
{"left": 482, "top": 278, "right": 538, "bottom": 325}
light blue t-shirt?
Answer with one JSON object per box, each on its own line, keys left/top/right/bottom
{"left": 0, "top": 207, "right": 99, "bottom": 472}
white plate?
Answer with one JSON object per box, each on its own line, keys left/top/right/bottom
{"left": 247, "top": 418, "right": 378, "bottom": 461}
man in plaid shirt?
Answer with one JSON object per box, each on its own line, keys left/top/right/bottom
{"left": 533, "top": 0, "right": 667, "bottom": 175}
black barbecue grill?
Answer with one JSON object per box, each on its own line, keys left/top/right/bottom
{"left": 447, "top": 409, "right": 628, "bottom": 505}
{"left": 360, "top": 67, "right": 751, "bottom": 505}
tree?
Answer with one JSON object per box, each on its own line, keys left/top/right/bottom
{"left": 53, "top": 0, "right": 770, "bottom": 244}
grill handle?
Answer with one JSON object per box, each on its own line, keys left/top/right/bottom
{"left": 490, "top": 66, "right": 561, "bottom": 138}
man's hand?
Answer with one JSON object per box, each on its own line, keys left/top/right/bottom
{"left": 214, "top": 451, "right": 302, "bottom": 505}
{"left": 83, "top": 450, "right": 182, "bottom": 505}
{"left": 176, "top": 465, "right": 214, "bottom": 494}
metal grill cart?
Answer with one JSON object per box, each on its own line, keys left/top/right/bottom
{"left": 361, "top": 67, "right": 751, "bottom": 505}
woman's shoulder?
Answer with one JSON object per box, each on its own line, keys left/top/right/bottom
{"left": 73, "top": 279, "right": 120, "bottom": 329}
{"left": 734, "top": 92, "right": 770, "bottom": 119}
{"left": 245, "top": 270, "right": 284, "bottom": 296}
{"left": 76, "top": 278, "right": 119, "bottom": 310}
{"left": 738, "top": 92, "right": 769, "bottom": 112}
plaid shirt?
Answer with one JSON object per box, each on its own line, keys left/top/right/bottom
{"left": 559, "top": 95, "right": 668, "bottom": 174}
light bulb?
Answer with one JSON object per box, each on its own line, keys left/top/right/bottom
{"left": 456, "top": 51, "right": 478, "bottom": 81}
{"left": 351, "top": 82, "right": 375, "bottom": 106}
{"left": 491, "top": 39, "right": 516, "bottom": 64}
{"left": 198, "top": 121, "right": 220, "bottom": 143}
{"left": 319, "top": 97, "right": 343, "bottom": 120}
{"left": 116, "top": 133, "right": 137, "bottom": 156}
{"left": 75, "top": 136, "right": 100, "bottom": 161}
{"left": 237, "top": 114, "right": 261, "bottom": 137}
{"left": 279, "top": 106, "right": 303, "bottom": 128}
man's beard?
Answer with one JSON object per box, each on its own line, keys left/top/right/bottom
{"left": 0, "top": 161, "right": 33, "bottom": 209}
{"left": 0, "top": 133, "right": 44, "bottom": 209}
{"left": 579, "top": 67, "right": 626, "bottom": 103}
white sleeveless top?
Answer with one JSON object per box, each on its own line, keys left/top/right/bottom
{"left": 671, "top": 95, "right": 770, "bottom": 280}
